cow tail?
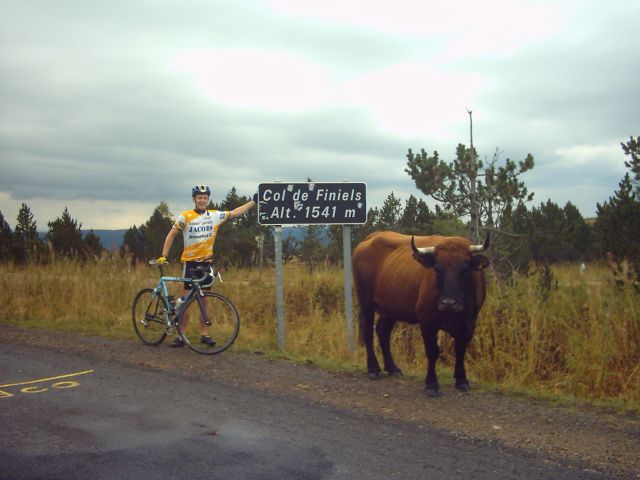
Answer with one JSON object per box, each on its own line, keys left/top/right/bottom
{"left": 356, "top": 301, "right": 375, "bottom": 348}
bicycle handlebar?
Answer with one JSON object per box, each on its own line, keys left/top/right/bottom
{"left": 192, "top": 265, "right": 223, "bottom": 284}
{"left": 147, "top": 260, "right": 222, "bottom": 284}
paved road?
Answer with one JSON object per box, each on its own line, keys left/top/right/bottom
{"left": 0, "top": 342, "right": 618, "bottom": 480}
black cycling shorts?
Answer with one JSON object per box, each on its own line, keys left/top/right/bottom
{"left": 182, "top": 261, "right": 214, "bottom": 290}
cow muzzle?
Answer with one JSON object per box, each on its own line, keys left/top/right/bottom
{"left": 438, "top": 297, "right": 464, "bottom": 313}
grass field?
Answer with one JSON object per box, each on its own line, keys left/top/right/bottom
{"left": 1, "top": 256, "right": 638, "bottom": 413}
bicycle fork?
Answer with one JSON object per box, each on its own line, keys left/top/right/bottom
{"left": 192, "top": 291, "right": 212, "bottom": 327}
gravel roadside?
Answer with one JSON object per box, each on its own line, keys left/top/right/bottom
{"left": 1, "top": 323, "right": 638, "bottom": 478}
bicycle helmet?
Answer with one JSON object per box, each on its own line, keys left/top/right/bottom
{"left": 192, "top": 184, "right": 211, "bottom": 197}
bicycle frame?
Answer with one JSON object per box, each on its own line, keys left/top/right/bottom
{"left": 152, "top": 263, "right": 219, "bottom": 324}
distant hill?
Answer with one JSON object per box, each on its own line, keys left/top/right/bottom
{"left": 36, "top": 226, "right": 329, "bottom": 251}
{"left": 86, "top": 227, "right": 326, "bottom": 248}
{"left": 86, "top": 230, "right": 127, "bottom": 249}
{"left": 36, "top": 229, "right": 126, "bottom": 250}
{"left": 280, "top": 225, "right": 331, "bottom": 245}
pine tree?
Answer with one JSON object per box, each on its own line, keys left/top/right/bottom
{"left": 377, "top": 191, "right": 402, "bottom": 230}
{"left": 495, "top": 202, "right": 532, "bottom": 275}
{"left": 121, "top": 202, "right": 181, "bottom": 263}
{"left": 325, "top": 225, "right": 344, "bottom": 265}
{"left": 529, "top": 200, "right": 566, "bottom": 263}
{"left": 562, "top": 202, "right": 592, "bottom": 261}
{"left": 399, "top": 195, "right": 436, "bottom": 235}
{"left": 0, "top": 210, "right": 14, "bottom": 262}
{"left": 595, "top": 137, "right": 640, "bottom": 288}
{"left": 406, "top": 145, "right": 534, "bottom": 239}
{"left": 621, "top": 135, "right": 639, "bottom": 192}
{"left": 299, "top": 224, "right": 323, "bottom": 272}
{"left": 14, "top": 203, "right": 41, "bottom": 263}
{"left": 399, "top": 195, "right": 419, "bottom": 233}
{"left": 47, "top": 207, "right": 84, "bottom": 258}
{"left": 83, "top": 230, "right": 104, "bottom": 259}
{"left": 122, "top": 225, "right": 145, "bottom": 262}
{"left": 139, "top": 202, "right": 180, "bottom": 261}
{"left": 595, "top": 174, "right": 640, "bottom": 262}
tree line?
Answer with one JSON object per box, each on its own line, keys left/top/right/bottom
{"left": 0, "top": 205, "right": 103, "bottom": 263}
{"left": 1, "top": 136, "right": 638, "bottom": 284}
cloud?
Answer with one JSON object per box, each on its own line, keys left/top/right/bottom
{"left": 0, "top": 0, "right": 638, "bottom": 229}
{"left": 173, "top": 49, "right": 335, "bottom": 112}
{"left": 341, "top": 62, "right": 485, "bottom": 139}
{"left": 553, "top": 144, "right": 625, "bottom": 170}
{"left": 265, "top": 0, "right": 561, "bottom": 43}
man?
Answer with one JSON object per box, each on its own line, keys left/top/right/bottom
{"left": 158, "top": 184, "right": 257, "bottom": 347}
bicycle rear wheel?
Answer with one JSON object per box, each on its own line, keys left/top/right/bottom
{"left": 178, "top": 292, "right": 240, "bottom": 354}
{"left": 132, "top": 288, "right": 168, "bottom": 346}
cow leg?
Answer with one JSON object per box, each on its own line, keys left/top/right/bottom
{"left": 360, "top": 308, "right": 381, "bottom": 379}
{"left": 421, "top": 326, "right": 441, "bottom": 397}
{"left": 376, "top": 316, "right": 402, "bottom": 376}
{"left": 454, "top": 336, "right": 470, "bottom": 392}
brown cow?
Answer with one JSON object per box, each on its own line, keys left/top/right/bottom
{"left": 352, "top": 231, "right": 490, "bottom": 397}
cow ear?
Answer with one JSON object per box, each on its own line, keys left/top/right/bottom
{"left": 471, "top": 254, "right": 490, "bottom": 271}
{"left": 414, "top": 252, "right": 436, "bottom": 268}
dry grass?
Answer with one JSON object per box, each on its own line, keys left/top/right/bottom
{"left": 472, "top": 264, "right": 640, "bottom": 409}
{"left": 1, "top": 256, "right": 638, "bottom": 412}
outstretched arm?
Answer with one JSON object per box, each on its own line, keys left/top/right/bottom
{"left": 228, "top": 196, "right": 257, "bottom": 220}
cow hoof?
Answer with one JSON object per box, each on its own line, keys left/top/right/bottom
{"left": 387, "top": 368, "right": 403, "bottom": 377}
{"left": 425, "top": 384, "right": 441, "bottom": 397}
{"left": 455, "top": 381, "right": 470, "bottom": 393}
{"left": 426, "top": 387, "right": 441, "bottom": 397}
{"left": 368, "top": 371, "right": 382, "bottom": 380}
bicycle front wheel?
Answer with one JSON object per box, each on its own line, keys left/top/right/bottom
{"left": 178, "top": 292, "right": 240, "bottom": 354}
{"left": 132, "top": 288, "right": 168, "bottom": 346}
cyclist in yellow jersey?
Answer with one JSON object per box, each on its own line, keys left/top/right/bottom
{"left": 158, "top": 184, "right": 257, "bottom": 347}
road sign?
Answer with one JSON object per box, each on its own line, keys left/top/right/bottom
{"left": 258, "top": 182, "right": 367, "bottom": 225}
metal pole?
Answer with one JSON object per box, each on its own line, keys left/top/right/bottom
{"left": 343, "top": 224, "right": 355, "bottom": 352}
{"left": 467, "top": 108, "right": 480, "bottom": 242}
{"left": 274, "top": 225, "right": 285, "bottom": 350}
{"left": 259, "top": 234, "right": 264, "bottom": 270}
{"left": 255, "top": 234, "right": 264, "bottom": 270}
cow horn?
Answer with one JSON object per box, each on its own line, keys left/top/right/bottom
{"left": 469, "top": 231, "right": 490, "bottom": 253}
{"left": 411, "top": 236, "right": 435, "bottom": 255}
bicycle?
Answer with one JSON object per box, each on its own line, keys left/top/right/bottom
{"left": 132, "top": 260, "right": 240, "bottom": 354}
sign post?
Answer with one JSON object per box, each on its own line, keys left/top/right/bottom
{"left": 258, "top": 182, "right": 367, "bottom": 352}
{"left": 342, "top": 224, "right": 355, "bottom": 352}
{"left": 274, "top": 226, "right": 285, "bottom": 350}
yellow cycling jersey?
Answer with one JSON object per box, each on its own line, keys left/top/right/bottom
{"left": 174, "top": 209, "right": 229, "bottom": 262}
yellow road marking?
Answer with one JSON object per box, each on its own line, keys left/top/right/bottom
{"left": 22, "top": 386, "right": 48, "bottom": 394}
{"left": 0, "top": 369, "right": 95, "bottom": 388}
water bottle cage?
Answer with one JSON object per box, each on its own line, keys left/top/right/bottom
{"left": 174, "top": 296, "right": 186, "bottom": 311}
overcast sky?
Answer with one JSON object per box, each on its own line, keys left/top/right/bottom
{"left": 1, "top": 0, "right": 638, "bottom": 230}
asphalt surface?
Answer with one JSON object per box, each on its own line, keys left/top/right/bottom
{"left": 0, "top": 340, "right": 623, "bottom": 480}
